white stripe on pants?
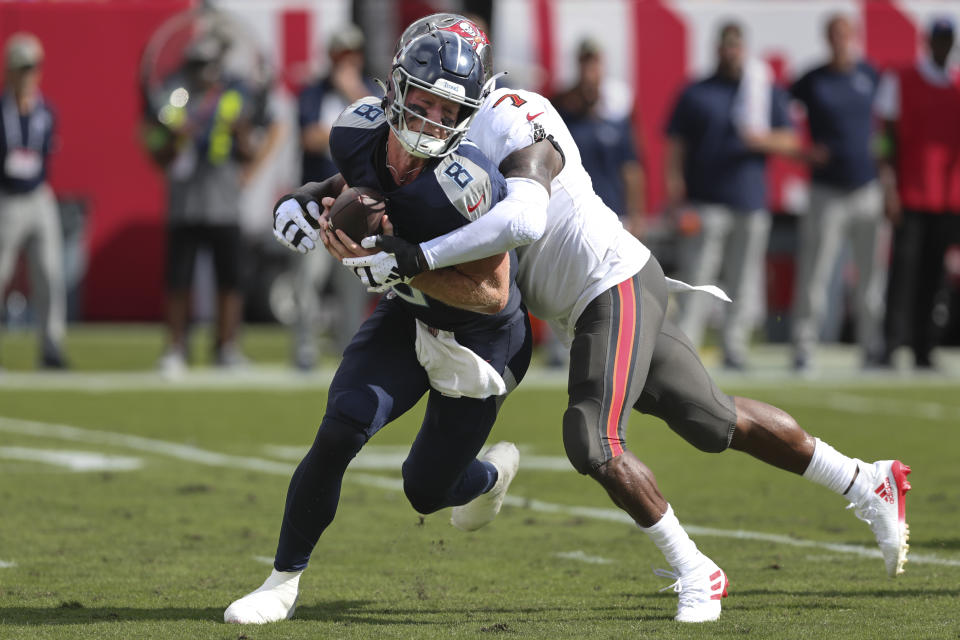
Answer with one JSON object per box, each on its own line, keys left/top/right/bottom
{"left": 676, "top": 204, "right": 771, "bottom": 364}
{"left": 791, "top": 180, "right": 887, "bottom": 360}
{"left": 0, "top": 183, "right": 66, "bottom": 355}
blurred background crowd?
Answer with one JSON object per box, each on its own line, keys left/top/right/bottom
{"left": 0, "top": 0, "right": 959, "bottom": 376}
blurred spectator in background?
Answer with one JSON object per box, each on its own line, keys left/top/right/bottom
{"left": 875, "top": 17, "right": 960, "bottom": 370}
{"left": 0, "top": 33, "right": 67, "bottom": 369}
{"left": 555, "top": 38, "right": 645, "bottom": 238}
{"left": 143, "top": 31, "right": 273, "bottom": 376}
{"left": 291, "top": 25, "right": 378, "bottom": 370}
{"left": 789, "top": 14, "right": 886, "bottom": 372}
{"left": 665, "top": 22, "right": 799, "bottom": 369}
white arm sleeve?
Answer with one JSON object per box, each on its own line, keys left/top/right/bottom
{"left": 420, "top": 176, "right": 550, "bottom": 270}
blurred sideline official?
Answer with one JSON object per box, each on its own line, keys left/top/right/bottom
{"left": 291, "top": 25, "right": 378, "bottom": 370}
{"left": 143, "top": 32, "right": 274, "bottom": 375}
{"left": 0, "top": 33, "right": 67, "bottom": 369}
{"left": 665, "top": 22, "right": 799, "bottom": 369}
{"left": 789, "top": 14, "right": 887, "bottom": 372}
{"left": 555, "top": 38, "right": 645, "bottom": 238}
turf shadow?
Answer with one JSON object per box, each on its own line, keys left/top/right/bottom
{"left": 0, "top": 599, "right": 370, "bottom": 625}
{"left": 731, "top": 587, "right": 960, "bottom": 599}
{"left": 906, "top": 537, "right": 960, "bottom": 551}
{"left": 292, "top": 602, "right": 675, "bottom": 625}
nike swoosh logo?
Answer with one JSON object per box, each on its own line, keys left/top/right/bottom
{"left": 467, "top": 194, "right": 486, "bottom": 213}
{"left": 526, "top": 111, "right": 544, "bottom": 121}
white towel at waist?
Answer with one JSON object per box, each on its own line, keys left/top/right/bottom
{"left": 414, "top": 320, "right": 508, "bottom": 399}
{"left": 665, "top": 277, "right": 732, "bottom": 303}
{"left": 733, "top": 57, "right": 772, "bottom": 135}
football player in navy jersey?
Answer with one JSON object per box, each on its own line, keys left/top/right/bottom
{"left": 224, "top": 31, "right": 531, "bottom": 624}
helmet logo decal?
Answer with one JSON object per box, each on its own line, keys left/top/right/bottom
{"left": 457, "top": 21, "right": 478, "bottom": 37}
{"left": 434, "top": 78, "right": 466, "bottom": 97}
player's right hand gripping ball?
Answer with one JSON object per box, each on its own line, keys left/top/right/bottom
{"left": 328, "top": 187, "right": 386, "bottom": 243}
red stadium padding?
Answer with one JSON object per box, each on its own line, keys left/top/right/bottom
{"left": 0, "top": 0, "right": 934, "bottom": 321}
{"left": 0, "top": 0, "right": 190, "bottom": 320}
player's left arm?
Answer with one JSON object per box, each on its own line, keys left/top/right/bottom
{"left": 409, "top": 252, "right": 511, "bottom": 314}
{"left": 418, "top": 140, "right": 562, "bottom": 270}
{"left": 359, "top": 94, "right": 566, "bottom": 284}
{"left": 353, "top": 139, "right": 562, "bottom": 290}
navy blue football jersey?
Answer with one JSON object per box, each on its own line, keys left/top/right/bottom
{"left": 330, "top": 97, "right": 521, "bottom": 331}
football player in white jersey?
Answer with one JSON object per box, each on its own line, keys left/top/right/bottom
{"left": 273, "top": 15, "right": 912, "bottom": 624}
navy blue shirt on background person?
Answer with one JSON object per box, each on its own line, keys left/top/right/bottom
{"left": 0, "top": 92, "right": 54, "bottom": 193}
{"left": 561, "top": 112, "right": 638, "bottom": 218}
{"left": 298, "top": 76, "right": 380, "bottom": 182}
{"left": 665, "top": 75, "right": 791, "bottom": 212}
{"left": 790, "top": 61, "right": 879, "bottom": 189}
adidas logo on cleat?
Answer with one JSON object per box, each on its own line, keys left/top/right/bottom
{"left": 709, "top": 570, "right": 725, "bottom": 601}
{"left": 875, "top": 478, "right": 895, "bottom": 504}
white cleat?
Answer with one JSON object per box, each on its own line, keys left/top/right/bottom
{"left": 849, "top": 459, "right": 912, "bottom": 577}
{"left": 450, "top": 442, "right": 519, "bottom": 532}
{"left": 654, "top": 555, "right": 729, "bottom": 623}
{"left": 224, "top": 569, "right": 301, "bottom": 624}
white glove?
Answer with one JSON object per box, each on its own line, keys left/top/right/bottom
{"left": 273, "top": 198, "right": 321, "bottom": 254}
{"left": 342, "top": 249, "right": 412, "bottom": 293}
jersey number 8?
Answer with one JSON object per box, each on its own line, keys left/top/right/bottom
{"left": 354, "top": 103, "right": 384, "bottom": 122}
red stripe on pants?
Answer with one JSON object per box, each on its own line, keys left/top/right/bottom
{"left": 605, "top": 278, "right": 637, "bottom": 457}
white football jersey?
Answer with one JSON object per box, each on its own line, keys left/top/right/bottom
{"left": 467, "top": 88, "right": 651, "bottom": 344}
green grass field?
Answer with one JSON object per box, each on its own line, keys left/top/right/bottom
{"left": 1, "top": 327, "right": 959, "bottom": 639}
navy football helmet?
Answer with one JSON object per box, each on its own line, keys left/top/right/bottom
{"left": 386, "top": 30, "right": 492, "bottom": 158}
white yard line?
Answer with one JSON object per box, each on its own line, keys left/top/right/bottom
{"left": 2, "top": 415, "right": 958, "bottom": 569}
{"left": 554, "top": 551, "right": 614, "bottom": 565}
{"left": 265, "top": 444, "right": 574, "bottom": 472}
{"left": 761, "top": 390, "right": 960, "bottom": 422}
{"left": 1, "top": 366, "right": 959, "bottom": 392}
{"left": 0, "top": 447, "right": 142, "bottom": 472}
{"left": 0, "top": 560, "right": 17, "bottom": 568}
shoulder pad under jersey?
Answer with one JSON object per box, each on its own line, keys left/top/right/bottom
{"left": 333, "top": 96, "right": 387, "bottom": 130}
{"left": 433, "top": 143, "right": 495, "bottom": 222}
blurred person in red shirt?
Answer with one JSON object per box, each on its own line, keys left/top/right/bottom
{"left": 0, "top": 33, "right": 67, "bottom": 369}
{"left": 874, "top": 17, "right": 960, "bottom": 369}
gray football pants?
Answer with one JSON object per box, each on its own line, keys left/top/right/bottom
{"left": 292, "top": 249, "right": 372, "bottom": 362}
{"left": 0, "top": 183, "right": 66, "bottom": 356}
{"left": 675, "top": 204, "right": 771, "bottom": 364}
{"left": 791, "top": 180, "right": 887, "bottom": 361}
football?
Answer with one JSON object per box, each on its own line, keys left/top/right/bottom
{"left": 328, "top": 186, "right": 386, "bottom": 243}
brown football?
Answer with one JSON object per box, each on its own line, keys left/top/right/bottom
{"left": 328, "top": 186, "right": 386, "bottom": 243}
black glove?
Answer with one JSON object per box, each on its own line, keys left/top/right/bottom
{"left": 369, "top": 234, "right": 428, "bottom": 278}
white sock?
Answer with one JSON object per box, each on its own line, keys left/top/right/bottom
{"left": 639, "top": 504, "right": 701, "bottom": 572}
{"left": 263, "top": 568, "right": 302, "bottom": 593}
{"left": 802, "top": 438, "right": 870, "bottom": 502}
